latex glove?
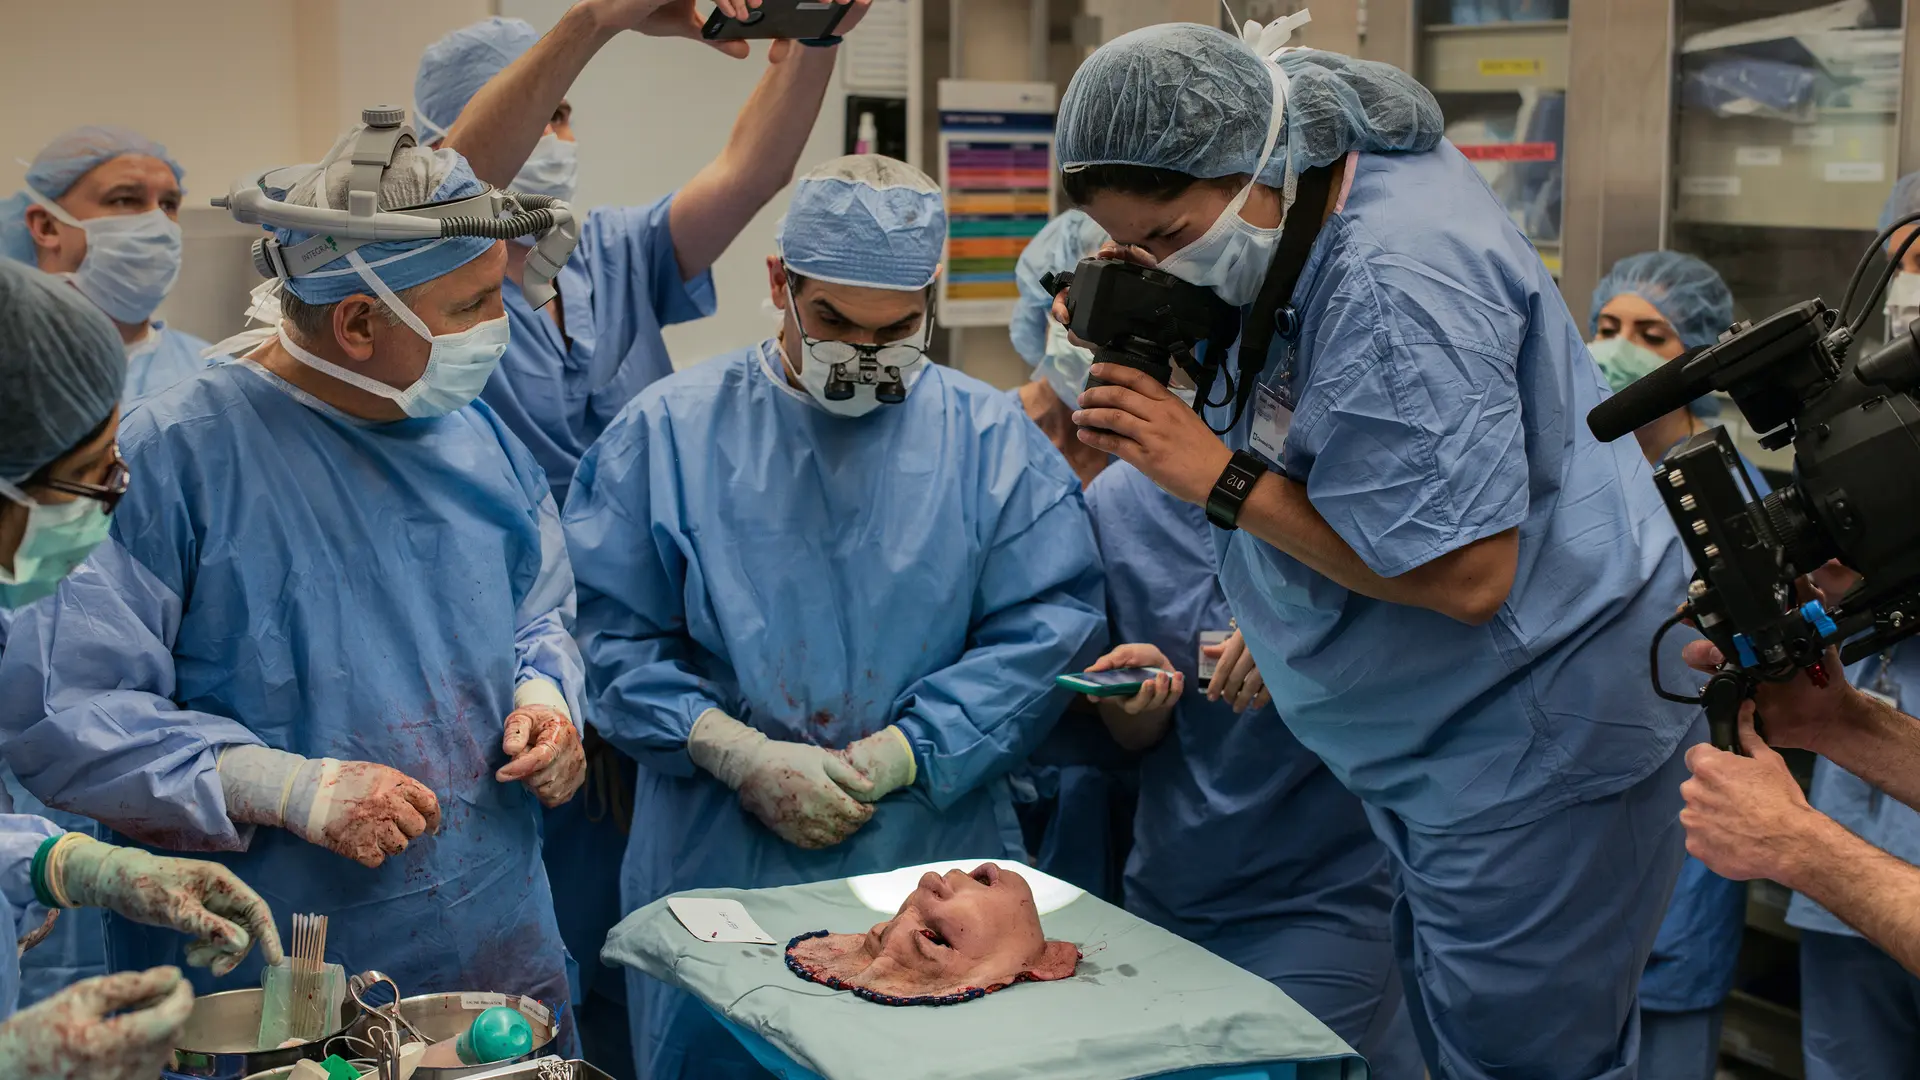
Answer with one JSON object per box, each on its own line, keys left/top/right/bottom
{"left": 1204, "top": 629, "right": 1272, "bottom": 713}
{"left": 496, "top": 701, "right": 586, "bottom": 808}
{"left": 834, "top": 726, "right": 916, "bottom": 804}
{"left": 687, "top": 710, "right": 874, "bottom": 849}
{"left": 43, "top": 834, "right": 284, "bottom": 977}
{"left": 220, "top": 746, "right": 441, "bottom": 870}
{"left": 0, "top": 965, "right": 193, "bottom": 1080}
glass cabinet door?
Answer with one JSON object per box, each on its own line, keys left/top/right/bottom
{"left": 1419, "top": 0, "right": 1570, "bottom": 278}
{"left": 1669, "top": 0, "right": 1906, "bottom": 469}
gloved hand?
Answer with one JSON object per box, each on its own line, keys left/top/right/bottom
{"left": 496, "top": 703, "right": 587, "bottom": 808}
{"left": 687, "top": 710, "right": 874, "bottom": 849}
{"left": 219, "top": 746, "right": 441, "bottom": 870}
{"left": 41, "top": 834, "right": 284, "bottom": 977}
{"left": 834, "top": 726, "right": 917, "bottom": 804}
{"left": 0, "top": 965, "right": 193, "bottom": 1080}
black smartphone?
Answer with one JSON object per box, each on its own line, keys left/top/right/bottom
{"left": 702, "top": 1, "right": 851, "bottom": 41}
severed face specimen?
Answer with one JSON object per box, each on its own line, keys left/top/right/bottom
{"left": 786, "top": 862, "right": 1080, "bottom": 1005}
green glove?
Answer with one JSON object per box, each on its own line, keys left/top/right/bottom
{"left": 40, "top": 834, "right": 284, "bottom": 977}
{"left": 835, "top": 726, "right": 917, "bottom": 803}
{"left": 0, "top": 965, "right": 193, "bottom": 1080}
{"left": 687, "top": 710, "right": 875, "bottom": 849}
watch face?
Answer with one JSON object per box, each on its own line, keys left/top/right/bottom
{"left": 1221, "top": 472, "right": 1252, "bottom": 496}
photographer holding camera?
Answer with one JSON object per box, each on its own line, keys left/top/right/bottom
{"left": 1050, "top": 22, "right": 1703, "bottom": 1080}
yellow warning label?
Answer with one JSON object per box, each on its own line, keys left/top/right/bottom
{"left": 1479, "top": 58, "right": 1543, "bottom": 77}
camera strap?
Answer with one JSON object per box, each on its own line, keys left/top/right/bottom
{"left": 1207, "top": 163, "right": 1336, "bottom": 433}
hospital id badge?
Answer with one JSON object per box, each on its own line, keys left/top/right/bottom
{"left": 1199, "top": 631, "right": 1231, "bottom": 680}
{"left": 1248, "top": 384, "right": 1291, "bottom": 469}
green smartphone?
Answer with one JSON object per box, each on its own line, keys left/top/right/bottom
{"left": 1055, "top": 667, "right": 1175, "bottom": 697}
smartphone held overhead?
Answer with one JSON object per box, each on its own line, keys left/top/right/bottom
{"left": 703, "top": 1, "right": 852, "bottom": 41}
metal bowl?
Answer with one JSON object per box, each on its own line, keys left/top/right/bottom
{"left": 164, "top": 987, "right": 356, "bottom": 1080}
{"left": 334, "top": 992, "right": 558, "bottom": 1079}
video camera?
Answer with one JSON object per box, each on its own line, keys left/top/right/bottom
{"left": 1041, "top": 258, "right": 1241, "bottom": 393}
{"left": 1587, "top": 216, "right": 1920, "bottom": 750}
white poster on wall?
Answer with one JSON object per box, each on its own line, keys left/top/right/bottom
{"left": 936, "top": 79, "right": 1056, "bottom": 329}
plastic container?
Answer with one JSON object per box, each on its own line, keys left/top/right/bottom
{"left": 455, "top": 1007, "right": 534, "bottom": 1065}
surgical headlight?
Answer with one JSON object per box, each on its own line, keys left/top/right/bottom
{"left": 212, "top": 105, "right": 580, "bottom": 308}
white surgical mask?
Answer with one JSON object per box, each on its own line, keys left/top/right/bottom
{"left": 1155, "top": 64, "right": 1292, "bottom": 308}
{"left": 0, "top": 477, "right": 113, "bottom": 609}
{"left": 276, "top": 251, "right": 508, "bottom": 419}
{"left": 1887, "top": 272, "right": 1920, "bottom": 340}
{"left": 513, "top": 133, "right": 579, "bottom": 204}
{"left": 30, "top": 192, "right": 182, "bottom": 325}
{"left": 1038, "top": 322, "right": 1095, "bottom": 410}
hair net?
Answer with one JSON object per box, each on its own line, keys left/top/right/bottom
{"left": 1589, "top": 251, "right": 1734, "bottom": 351}
{"left": 778, "top": 156, "right": 946, "bottom": 291}
{"left": 1, "top": 125, "right": 188, "bottom": 266}
{"left": 1011, "top": 210, "right": 1109, "bottom": 367}
{"left": 1881, "top": 170, "right": 1920, "bottom": 234}
{"left": 271, "top": 145, "right": 495, "bottom": 304}
{"left": 0, "top": 260, "right": 126, "bottom": 482}
{"left": 415, "top": 17, "right": 542, "bottom": 140}
{"left": 1056, "top": 24, "right": 1444, "bottom": 191}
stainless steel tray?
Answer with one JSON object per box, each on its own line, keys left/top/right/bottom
{"left": 445, "top": 1060, "right": 613, "bottom": 1080}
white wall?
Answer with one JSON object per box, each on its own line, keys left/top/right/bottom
{"left": 502, "top": 0, "right": 853, "bottom": 367}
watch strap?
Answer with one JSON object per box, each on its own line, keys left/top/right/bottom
{"left": 1206, "top": 451, "right": 1269, "bottom": 531}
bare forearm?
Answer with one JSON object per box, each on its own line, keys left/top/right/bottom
{"left": 1234, "top": 473, "right": 1513, "bottom": 625}
{"left": 1784, "top": 813, "right": 1920, "bottom": 976}
{"left": 1816, "top": 690, "right": 1920, "bottom": 812}
{"left": 669, "top": 45, "right": 839, "bottom": 277}
{"left": 444, "top": 3, "right": 617, "bottom": 187}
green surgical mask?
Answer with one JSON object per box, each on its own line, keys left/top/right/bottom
{"left": 1588, "top": 336, "right": 1669, "bottom": 394}
{"left": 0, "top": 479, "right": 113, "bottom": 609}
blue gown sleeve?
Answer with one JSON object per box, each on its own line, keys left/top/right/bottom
{"left": 0, "top": 815, "right": 62, "bottom": 914}
{"left": 0, "top": 540, "right": 263, "bottom": 852}
{"left": 892, "top": 456, "right": 1106, "bottom": 811}
{"left": 565, "top": 415, "right": 741, "bottom": 777}
{"left": 514, "top": 491, "right": 588, "bottom": 725}
{"left": 1301, "top": 338, "right": 1530, "bottom": 578}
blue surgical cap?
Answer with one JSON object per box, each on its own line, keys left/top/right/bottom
{"left": 415, "top": 17, "right": 542, "bottom": 140}
{"left": 1589, "top": 251, "right": 1734, "bottom": 351}
{"left": 1057, "top": 24, "right": 1444, "bottom": 190}
{"left": 0, "top": 260, "right": 126, "bottom": 481}
{"left": 1012, "top": 210, "right": 1109, "bottom": 368}
{"left": 1881, "top": 171, "right": 1920, "bottom": 234}
{"left": 272, "top": 149, "right": 496, "bottom": 305}
{"left": 2, "top": 124, "right": 187, "bottom": 266}
{"left": 779, "top": 156, "right": 946, "bottom": 291}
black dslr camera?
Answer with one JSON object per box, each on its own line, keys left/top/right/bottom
{"left": 1041, "top": 258, "right": 1241, "bottom": 392}
{"left": 1588, "top": 221, "right": 1920, "bottom": 751}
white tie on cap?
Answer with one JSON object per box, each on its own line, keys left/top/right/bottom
{"left": 1242, "top": 8, "right": 1313, "bottom": 60}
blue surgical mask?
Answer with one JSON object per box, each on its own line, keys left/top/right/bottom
{"left": 1154, "top": 63, "right": 1291, "bottom": 308}
{"left": 31, "top": 193, "right": 182, "bottom": 325}
{"left": 1038, "top": 322, "right": 1094, "bottom": 409}
{"left": 0, "top": 478, "right": 113, "bottom": 609}
{"left": 1587, "top": 336, "right": 1667, "bottom": 394}
{"left": 513, "top": 133, "right": 579, "bottom": 204}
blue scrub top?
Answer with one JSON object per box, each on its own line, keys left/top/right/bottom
{"left": 124, "top": 324, "right": 219, "bottom": 407}
{"left": 1084, "top": 463, "right": 1394, "bottom": 943}
{"left": 1789, "top": 644, "right": 1920, "bottom": 937}
{"left": 0, "top": 362, "right": 584, "bottom": 1016}
{"left": 483, "top": 197, "right": 717, "bottom": 508}
{"left": 0, "top": 814, "right": 65, "bottom": 1020}
{"left": 1204, "top": 144, "right": 1698, "bottom": 832}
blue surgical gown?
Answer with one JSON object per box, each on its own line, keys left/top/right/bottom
{"left": 0, "top": 814, "right": 65, "bottom": 1019}
{"left": 124, "top": 323, "right": 220, "bottom": 406}
{"left": 484, "top": 197, "right": 716, "bottom": 507}
{"left": 564, "top": 341, "right": 1104, "bottom": 1080}
{"left": 0, "top": 361, "right": 586, "bottom": 1038}
{"left": 1202, "top": 145, "right": 1696, "bottom": 1079}
{"left": 1085, "top": 462, "right": 1419, "bottom": 1075}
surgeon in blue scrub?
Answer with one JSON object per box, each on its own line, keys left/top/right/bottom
{"left": 565, "top": 155, "right": 1104, "bottom": 1080}
{"left": 0, "top": 126, "right": 221, "bottom": 405}
{"left": 1012, "top": 210, "right": 1114, "bottom": 488}
{"left": 0, "top": 139, "right": 589, "bottom": 1046}
{"left": 1080, "top": 459, "right": 1424, "bottom": 1077}
{"left": 1590, "top": 251, "right": 1760, "bottom": 1080}
{"left": 1053, "top": 25, "right": 1701, "bottom": 1079}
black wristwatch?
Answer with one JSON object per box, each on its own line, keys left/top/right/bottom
{"left": 1206, "top": 451, "right": 1269, "bottom": 531}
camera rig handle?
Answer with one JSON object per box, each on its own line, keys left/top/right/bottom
{"left": 1700, "top": 670, "right": 1759, "bottom": 755}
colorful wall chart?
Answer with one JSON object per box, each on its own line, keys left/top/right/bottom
{"left": 936, "top": 80, "right": 1056, "bottom": 328}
